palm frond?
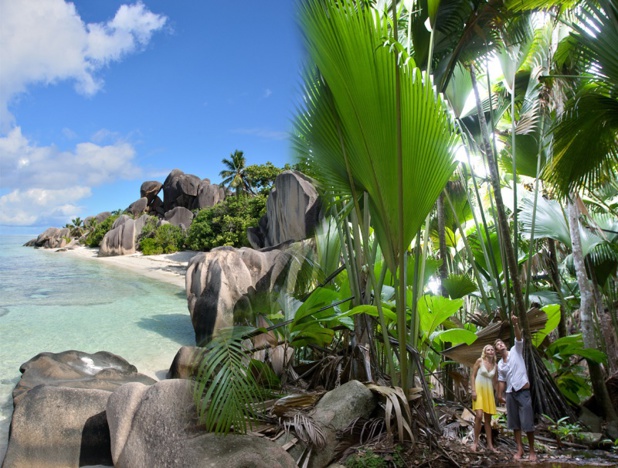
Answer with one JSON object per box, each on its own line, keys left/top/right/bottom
{"left": 296, "top": 0, "right": 459, "bottom": 273}
{"left": 282, "top": 411, "right": 327, "bottom": 449}
{"left": 365, "top": 383, "right": 414, "bottom": 443}
{"left": 194, "top": 326, "right": 269, "bottom": 435}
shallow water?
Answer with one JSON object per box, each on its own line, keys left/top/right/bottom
{"left": 0, "top": 235, "right": 195, "bottom": 461}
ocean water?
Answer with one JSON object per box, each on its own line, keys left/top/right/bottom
{"left": 0, "top": 235, "right": 195, "bottom": 461}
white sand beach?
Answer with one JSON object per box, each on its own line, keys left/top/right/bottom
{"left": 61, "top": 246, "right": 200, "bottom": 290}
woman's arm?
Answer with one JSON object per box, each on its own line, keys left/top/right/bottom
{"left": 471, "top": 359, "right": 480, "bottom": 400}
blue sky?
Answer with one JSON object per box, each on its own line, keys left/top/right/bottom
{"left": 0, "top": 0, "right": 305, "bottom": 235}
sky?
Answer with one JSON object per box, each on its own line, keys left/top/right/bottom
{"left": 0, "top": 0, "right": 306, "bottom": 235}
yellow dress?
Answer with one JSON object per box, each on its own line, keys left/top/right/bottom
{"left": 472, "top": 361, "right": 497, "bottom": 415}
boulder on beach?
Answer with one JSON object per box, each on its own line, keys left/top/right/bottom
{"left": 12, "top": 350, "right": 156, "bottom": 406}
{"left": 248, "top": 170, "right": 322, "bottom": 249}
{"left": 106, "top": 379, "right": 297, "bottom": 468}
{"left": 4, "top": 350, "right": 156, "bottom": 468}
{"left": 162, "top": 169, "right": 202, "bottom": 212}
{"left": 26, "top": 227, "right": 71, "bottom": 249}
{"left": 3, "top": 386, "right": 114, "bottom": 467}
{"left": 99, "top": 214, "right": 150, "bottom": 257}
{"left": 185, "top": 242, "right": 310, "bottom": 345}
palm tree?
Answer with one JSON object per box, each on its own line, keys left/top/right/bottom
{"left": 220, "top": 150, "right": 254, "bottom": 196}
{"left": 295, "top": 0, "right": 459, "bottom": 395}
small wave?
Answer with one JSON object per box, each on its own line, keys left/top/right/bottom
{"left": 0, "top": 308, "right": 8, "bottom": 318}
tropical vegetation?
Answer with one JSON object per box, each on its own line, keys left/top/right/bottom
{"left": 191, "top": 0, "right": 618, "bottom": 462}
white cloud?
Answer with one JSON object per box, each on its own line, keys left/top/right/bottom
{"left": 0, "top": 0, "right": 167, "bottom": 129}
{"left": 0, "top": 127, "right": 141, "bottom": 226}
{"left": 0, "top": 187, "right": 92, "bottom": 226}
{"left": 0, "top": 1, "right": 166, "bottom": 227}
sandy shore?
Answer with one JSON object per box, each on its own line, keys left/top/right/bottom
{"left": 60, "top": 246, "right": 200, "bottom": 290}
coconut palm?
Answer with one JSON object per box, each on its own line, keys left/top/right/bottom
{"left": 220, "top": 150, "right": 254, "bottom": 196}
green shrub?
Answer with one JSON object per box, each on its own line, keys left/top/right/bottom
{"left": 139, "top": 223, "right": 186, "bottom": 255}
{"left": 186, "top": 194, "right": 267, "bottom": 251}
{"left": 84, "top": 214, "right": 119, "bottom": 247}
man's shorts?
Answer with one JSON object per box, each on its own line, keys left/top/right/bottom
{"left": 506, "top": 388, "right": 535, "bottom": 433}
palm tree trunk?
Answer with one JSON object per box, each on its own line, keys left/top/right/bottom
{"left": 469, "top": 63, "right": 573, "bottom": 420}
{"left": 437, "top": 192, "right": 449, "bottom": 296}
{"left": 568, "top": 198, "right": 618, "bottom": 422}
{"left": 468, "top": 64, "right": 528, "bottom": 330}
{"left": 548, "top": 238, "right": 568, "bottom": 338}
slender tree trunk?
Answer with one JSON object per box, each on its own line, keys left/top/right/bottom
{"left": 470, "top": 63, "right": 574, "bottom": 421}
{"left": 437, "top": 192, "right": 449, "bottom": 296}
{"left": 548, "top": 238, "right": 568, "bottom": 338}
{"left": 568, "top": 198, "right": 618, "bottom": 421}
{"left": 437, "top": 191, "right": 455, "bottom": 399}
{"left": 588, "top": 262, "right": 618, "bottom": 375}
{"left": 469, "top": 65, "right": 528, "bottom": 332}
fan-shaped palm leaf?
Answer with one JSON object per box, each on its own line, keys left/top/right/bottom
{"left": 296, "top": 0, "right": 459, "bottom": 274}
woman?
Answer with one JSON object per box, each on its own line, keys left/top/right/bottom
{"left": 471, "top": 344, "right": 498, "bottom": 452}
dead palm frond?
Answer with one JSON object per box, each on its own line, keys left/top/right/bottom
{"left": 365, "top": 383, "right": 414, "bottom": 444}
{"left": 442, "top": 308, "right": 548, "bottom": 368}
{"left": 281, "top": 411, "right": 326, "bottom": 449}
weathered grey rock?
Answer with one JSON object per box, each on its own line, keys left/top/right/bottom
{"left": 164, "top": 206, "right": 194, "bottom": 230}
{"left": 168, "top": 346, "right": 202, "bottom": 379}
{"left": 186, "top": 244, "right": 305, "bottom": 345}
{"left": 12, "top": 350, "right": 156, "bottom": 406}
{"left": 84, "top": 211, "right": 112, "bottom": 228}
{"left": 106, "top": 379, "right": 296, "bottom": 468}
{"left": 4, "top": 350, "right": 155, "bottom": 468}
{"left": 140, "top": 180, "right": 162, "bottom": 204}
{"left": 289, "top": 380, "right": 377, "bottom": 468}
{"left": 162, "top": 169, "right": 202, "bottom": 212}
{"left": 194, "top": 179, "right": 226, "bottom": 209}
{"left": 150, "top": 195, "right": 164, "bottom": 216}
{"left": 3, "top": 385, "right": 113, "bottom": 468}
{"left": 99, "top": 214, "right": 150, "bottom": 256}
{"left": 126, "top": 197, "right": 148, "bottom": 217}
{"left": 249, "top": 171, "right": 322, "bottom": 249}
{"left": 31, "top": 227, "right": 71, "bottom": 249}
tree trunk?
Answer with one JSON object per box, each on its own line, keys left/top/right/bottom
{"left": 567, "top": 198, "right": 617, "bottom": 422}
{"left": 469, "top": 63, "right": 573, "bottom": 421}
{"left": 469, "top": 65, "right": 528, "bottom": 331}
{"left": 548, "top": 238, "right": 567, "bottom": 338}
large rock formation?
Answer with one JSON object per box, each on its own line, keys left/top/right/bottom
{"left": 4, "top": 351, "right": 155, "bottom": 467}
{"left": 248, "top": 170, "right": 322, "bottom": 249}
{"left": 11, "top": 350, "right": 156, "bottom": 406}
{"left": 84, "top": 211, "right": 112, "bottom": 227}
{"left": 164, "top": 206, "right": 194, "bottom": 230}
{"left": 106, "top": 379, "right": 297, "bottom": 468}
{"left": 99, "top": 214, "right": 150, "bottom": 257}
{"left": 185, "top": 243, "right": 310, "bottom": 345}
{"left": 287, "top": 380, "right": 377, "bottom": 468}
{"left": 25, "top": 227, "right": 71, "bottom": 249}
{"left": 162, "top": 169, "right": 202, "bottom": 212}
{"left": 4, "top": 385, "right": 114, "bottom": 467}
{"left": 194, "top": 178, "right": 226, "bottom": 210}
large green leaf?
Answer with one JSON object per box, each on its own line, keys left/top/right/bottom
{"left": 441, "top": 273, "right": 478, "bottom": 299}
{"left": 532, "top": 304, "right": 561, "bottom": 347}
{"left": 296, "top": 0, "right": 459, "bottom": 273}
{"left": 416, "top": 294, "right": 463, "bottom": 339}
{"left": 429, "top": 328, "right": 477, "bottom": 346}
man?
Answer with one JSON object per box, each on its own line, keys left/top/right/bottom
{"left": 495, "top": 314, "right": 537, "bottom": 462}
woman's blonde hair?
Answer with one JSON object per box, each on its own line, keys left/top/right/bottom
{"left": 481, "top": 344, "right": 495, "bottom": 363}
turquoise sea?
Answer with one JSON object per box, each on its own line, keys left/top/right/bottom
{"left": 0, "top": 235, "right": 195, "bottom": 461}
